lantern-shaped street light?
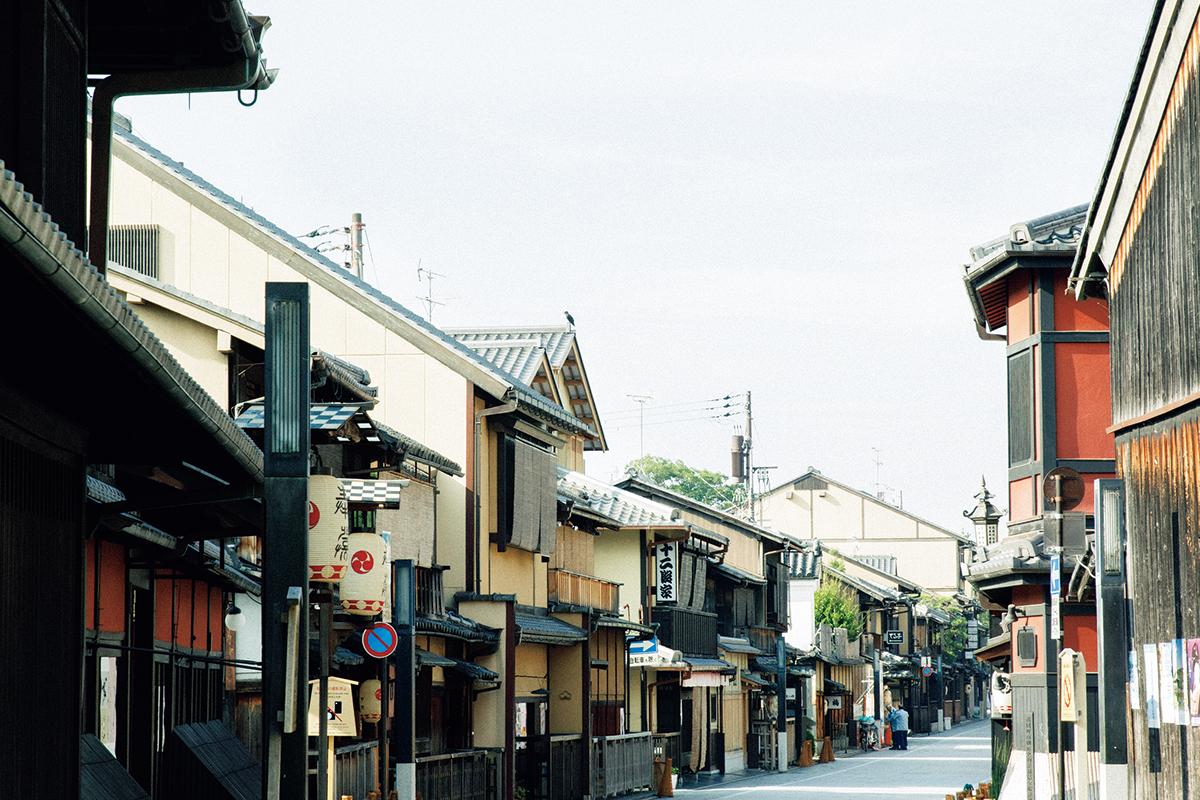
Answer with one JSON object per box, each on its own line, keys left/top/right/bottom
{"left": 963, "top": 477, "right": 1003, "bottom": 550}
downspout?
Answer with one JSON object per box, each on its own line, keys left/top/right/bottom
{"left": 473, "top": 397, "right": 518, "bottom": 594}
{"left": 88, "top": 5, "right": 275, "bottom": 275}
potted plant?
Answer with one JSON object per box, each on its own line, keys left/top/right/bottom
{"left": 671, "top": 766, "right": 679, "bottom": 789}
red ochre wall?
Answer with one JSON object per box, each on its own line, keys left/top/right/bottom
{"left": 156, "top": 576, "right": 221, "bottom": 653}
{"left": 85, "top": 538, "right": 126, "bottom": 633}
{"left": 1052, "top": 270, "right": 1109, "bottom": 332}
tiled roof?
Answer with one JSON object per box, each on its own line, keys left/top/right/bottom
{"left": 515, "top": 612, "right": 589, "bottom": 645}
{"left": 718, "top": 636, "right": 763, "bottom": 655}
{"left": 783, "top": 549, "right": 821, "bottom": 580}
{"left": 446, "top": 327, "right": 576, "bottom": 384}
{"left": 684, "top": 657, "right": 736, "bottom": 673}
{"left": 113, "top": 129, "right": 591, "bottom": 440}
{"left": 558, "top": 468, "right": 683, "bottom": 529}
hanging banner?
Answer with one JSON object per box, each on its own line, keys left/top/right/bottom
{"left": 655, "top": 542, "right": 678, "bottom": 603}
{"left": 1145, "top": 643, "right": 1161, "bottom": 729}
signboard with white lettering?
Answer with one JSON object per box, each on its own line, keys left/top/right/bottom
{"left": 884, "top": 629, "right": 905, "bottom": 646}
{"left": 655, "top": 542, "right": 678, "bottom": 603}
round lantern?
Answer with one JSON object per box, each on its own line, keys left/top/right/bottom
{"left": 359, "top": 679, "right": 382, "bottom": 723}
{"left": 309, "top": 474, "right": 349, "bottom": 583}
{"left": 340, "top": 532, "right": 386, "bottom": 616}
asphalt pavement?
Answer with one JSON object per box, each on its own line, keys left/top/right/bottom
{"left": 659, "top": 717, "right": 992, "bottom": 800}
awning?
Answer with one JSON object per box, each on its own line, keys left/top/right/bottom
{"left": 416, "top": 648, "right": 455, "bottom": 668}
{"left": 594, "top": 615, "right": 655, "bottom": 636}
{"left": 446, "top": 657, "right": 499, "bottom": 683}
{"left": 824, "top": 679, "right": 848, "bottom": 695}
{"left": 417, "top": 613, "right": 500, "bottom": 646}
{"left": 709, "top": 561, "right": 766, "bottom": 586}
{"left": 741, "top": 670, "right": 773, "bottom": 688}
{"left": 515, "top": 613, "right": 589, "bottom": 646}
{"left": 975, "top": 631, "right": 1012, "bottom": 664}
{"left": 415, "top": 647, "right": 499, "bottom": 682}
{"left": 718, "top": 636, "right": 763, "bottom": 655}
{"left": 343, "top": 479, "right": 406, "bottom": 507}
{"left": 684, "top": 657, "right": 737, "bottom": 674}
{"left": 235, "top": 402, "right": 366, "bottom": 431}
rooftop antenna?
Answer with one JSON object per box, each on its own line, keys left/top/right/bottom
{"left": 871, "top": 447, "right": 884, "bottom": 496}
{"left": 416, "top": 260, "right": 447, "bottom": 323}
{"left": 628, "top": 394, "right": 653, "bottom": 459}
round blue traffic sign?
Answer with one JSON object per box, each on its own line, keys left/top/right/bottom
{"left": 922, "top": 666, "right": 932, "bottom": 677}
{"left": 363, "top": 622, "right": 398, "bottom": 658}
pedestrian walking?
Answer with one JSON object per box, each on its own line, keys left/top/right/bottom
{"left": 886, "top": 704, "right": 910, "bottom": 750}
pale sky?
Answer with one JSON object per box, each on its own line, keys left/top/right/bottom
{"left": 118, "top": 2, "right": 1152, "bottom": 534}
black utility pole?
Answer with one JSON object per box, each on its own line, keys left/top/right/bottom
{"left": 263, "top": 283, "right": 311, "bottom": 800}
{"left": 394, "top": 559, "right": 417, "bottom": 798}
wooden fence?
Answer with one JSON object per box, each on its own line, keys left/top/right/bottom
{"left": 591, "top": 732, "right": 652, "bottom": 798}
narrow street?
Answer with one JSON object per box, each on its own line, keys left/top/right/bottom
{"left": 674, "top": 719, "right": 992, "bottom": 799}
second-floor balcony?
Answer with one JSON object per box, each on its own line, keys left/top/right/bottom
{"left": 548, "top": 568, "right": 619, "bottom": 614}
{"left": 651, "top": 606, "right": 717, "bottom": 658}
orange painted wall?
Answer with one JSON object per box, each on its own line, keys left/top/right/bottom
{"left": 1010, "top": 476, "right": 1036, "bottom": 523}
{"left": 85, "top": 538, "right": 126, "bottom": 633}
{"left": 1052, "top": 270, "right": 1109, "bottom": 332}
{"left": 1054, "top": 342, "right": 1115, "bottom": 460}
{"left": 156, "top": 576, "right": 220, "bottom": 652}
{"left": 1007, "top": 273, "right": 1033, "bottom": 343}
{"left": 1064, "top": 615, "right": 1098, "bottom": 668}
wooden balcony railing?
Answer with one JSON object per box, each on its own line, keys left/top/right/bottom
{"left": 651, "top": 606, "right": 717, "bottom": 658}
{"left": 548, "top": 569, "right": 620, "bottom": 614}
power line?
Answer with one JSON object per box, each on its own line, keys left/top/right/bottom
{"left": 605, "top": 394, "right": 743, "bottom": 418}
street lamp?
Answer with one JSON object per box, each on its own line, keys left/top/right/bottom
{"left": 963, "top": 477, "right": 1003, "bottom": 550}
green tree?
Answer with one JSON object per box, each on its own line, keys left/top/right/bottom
{"left": 625, "top": 455, "right": 747, "bottom": 511}
{"left": 814, "top": 577, "right": 863, "bottom": 640}
{"left": 921, "top": 593, "right": 968, "bottom": 661}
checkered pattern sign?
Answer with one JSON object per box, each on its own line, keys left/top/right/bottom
{"left": 234, "top": 403, "right": 361, "bottom": 430}
{"left": 342, "top": 480, "right": 404, "bottom": 506}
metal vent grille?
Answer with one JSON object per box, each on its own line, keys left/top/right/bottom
{"left": 109, "top": 224, "right": 159, "bottom": 279}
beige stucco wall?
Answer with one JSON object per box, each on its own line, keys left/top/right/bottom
{"left": 594, "top": 529, "right": 645, "bottom": 624}
{"left": 457, "top": 599, "right": 510, "bottom": 749}
{"left": 760, "top": 486, "right": 964, "bottom": 594}
{"left": 110, "top": 139, "right": 481, "bottom": 594}
{"left": 548, "top": 613, "right": 586, "bottom": 735}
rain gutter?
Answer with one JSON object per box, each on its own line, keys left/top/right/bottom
{"left": 88, "top": 3, "right": 276, "bottom": 275}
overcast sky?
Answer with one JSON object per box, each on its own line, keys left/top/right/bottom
{"left": 118, "top": 2, "right": 1152, "bottom": 534}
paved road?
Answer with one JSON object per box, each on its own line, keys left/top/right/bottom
{"left": 675, "top": 719, "right": 992, "bottom": 800}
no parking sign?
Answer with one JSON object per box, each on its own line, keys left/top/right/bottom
{"left": 363, "top": 622, "right": 398, "bottom": 659}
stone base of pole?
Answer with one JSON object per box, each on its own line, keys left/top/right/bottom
{"left": 394, "top": 762, "right": 415, "bottom": 800}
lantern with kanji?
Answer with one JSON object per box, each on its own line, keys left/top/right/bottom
{"left": 339, "top": 532, "right": 386, "bottom": 616}
{"left": 359, "top": 679, "right": 382, "bottom": 723}
{"left": 309, "top": 474, "right": 349, "bottom": 583}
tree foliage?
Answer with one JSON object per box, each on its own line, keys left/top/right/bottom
{"left": 625, "top": 455, "right": 747, "bottom": 511}
{"left": 921, "top": 593, "right": 968, "bottom": 661}
{"left": 814, "top": 577, "right": 863, "bottom": 641}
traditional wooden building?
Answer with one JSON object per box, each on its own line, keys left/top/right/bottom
{"left": 1, "top": 3, "right": 273, "bottom": 796}
{"left": 963, "top": 204, "right": 1113, "bottom": 797}
{"left": 1069, "top": 3, "right": 1200, "bottom": 796}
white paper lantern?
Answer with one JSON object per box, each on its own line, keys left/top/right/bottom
{"left": 309, "top": 475, "right": 349, "bottom": 583}
{"left": 340, "top": 532, "right": 386, "bottom": 616}
{"left": 359, "top": 679, "right": 382, "bottom": 723}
